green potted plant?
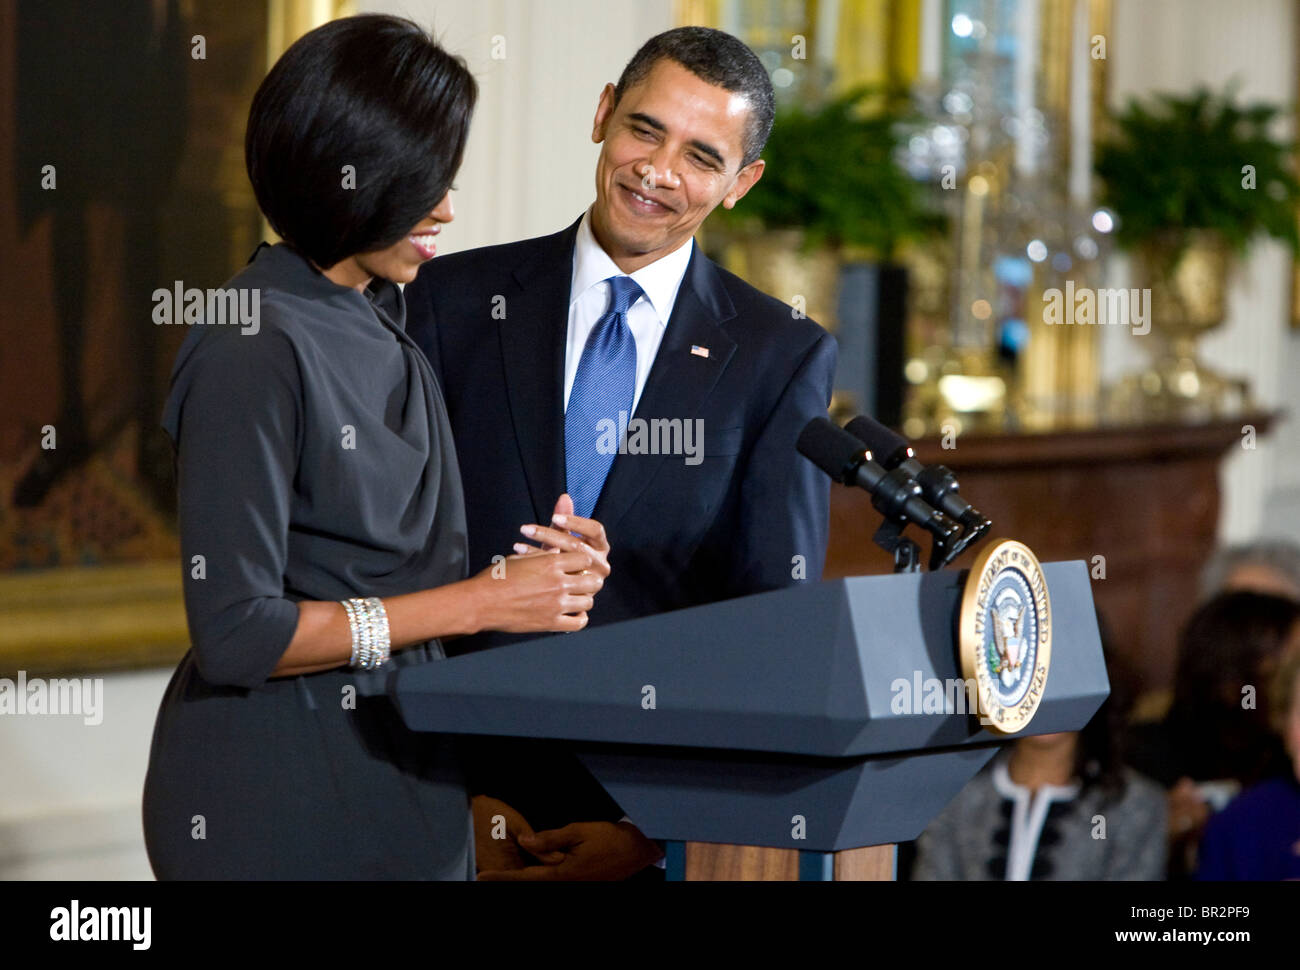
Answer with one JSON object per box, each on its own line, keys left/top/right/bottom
{"left": 710, "top": 86, "right": 943, "bottom": 255}
{"left": 1094, "top": 85, "right": 1300, "bottom": 418}
{"left": 707, "top": 87, "right": 944, "bottom": 426}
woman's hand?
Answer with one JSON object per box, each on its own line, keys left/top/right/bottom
{"left": 1167, "top": 777, "right": 1212, "bottom": 840}
{"left": 267, "top": 495, "right": 609, "bottom": 675}
{"left": 471, "top": 795, "right": 563, "bottom": 875}
{"left": 472, "top": 546, "right": 602, "bottom": 633}
{"left": 479, "top": 821, "right": 664, "bottom": 881}
{"left": 511, "top": 493, "right": 612, "bottom": 580}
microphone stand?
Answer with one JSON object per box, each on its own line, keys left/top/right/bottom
{"left": 873, "top": 509, "right": 986, "bottom": 573}
{"left": 873, "top": 517, "right": 923, "bottom": 574}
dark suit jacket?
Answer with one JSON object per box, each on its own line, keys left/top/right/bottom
{"left": 404, "top": 217, "right": 836, "bottom": 832}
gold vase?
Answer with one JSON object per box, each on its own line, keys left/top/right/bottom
{"left": 1105, "top": 229, "right": 1250, "bottom": 422}
{"left": 709, "top": 228, "right": 851, "bottom": 418}
{"left": 714, "top": 228, "right": 841, "bottom": 327}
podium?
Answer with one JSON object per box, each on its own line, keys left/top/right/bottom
{"left": 393, "top": 560, "right": 1108, "bottom": 880}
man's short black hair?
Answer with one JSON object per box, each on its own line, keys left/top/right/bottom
{"left": 614, "top": 26, "right": 774, "bottom": 168}
{"left": 246, "top": 14, "right": 477, "bottom": 270}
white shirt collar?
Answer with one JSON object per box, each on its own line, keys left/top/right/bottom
{"left": 569, "top": 207, "right": 694, "bottom": 326}
{"left": 991, "top": 751, "right": 1081, "bottom": 802}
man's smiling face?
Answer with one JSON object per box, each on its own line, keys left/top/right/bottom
{"left": 589, "top": 58, "right": 765, "bottom": 274}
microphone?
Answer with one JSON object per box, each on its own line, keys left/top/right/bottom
{"left": 844, "top": 414, "right": 991, "bottom": 540}
{"left": 797, "top": 418, "right": 960, "bottom": 546}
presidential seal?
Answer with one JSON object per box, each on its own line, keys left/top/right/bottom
{"left": 959, "top": 539, "right": 1052, "bottom": 734}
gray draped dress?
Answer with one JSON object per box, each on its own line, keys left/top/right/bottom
{"left": 142, "top": 242, "right": 474, "bottom": 879}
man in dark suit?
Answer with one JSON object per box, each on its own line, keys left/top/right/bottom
{"left": 405, "top": 26, "right": 837, "bottom": 879}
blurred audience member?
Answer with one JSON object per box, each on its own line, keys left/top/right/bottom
{"left": 1197, "top": 629, "right": 1300, "bottom": 880}
{"left": 1200, "top": 540, "right": 1300, "bottom": 602}
{"left": 913, "top": 645, "right": 1165, "bottom": 880}
{"left": 1128, "top": 591, "right": 1300, "bottom": 877}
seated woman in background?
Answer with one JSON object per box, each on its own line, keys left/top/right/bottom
{"left": 912, "top": 640, "right": 1166, "bottom": 880}
{"left": 1127, "top": 591, "right": 1300, "bottom": 878}
{"left": 1198, "top": 630, "right": 1300, "bottom": 880}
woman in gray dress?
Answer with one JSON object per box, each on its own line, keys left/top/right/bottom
{"left": 142, "top": 15, "right": 608, "bottom": 879}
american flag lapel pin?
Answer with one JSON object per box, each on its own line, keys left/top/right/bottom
{"left": 690, "top": 345, "right": 710, "bottom": 358}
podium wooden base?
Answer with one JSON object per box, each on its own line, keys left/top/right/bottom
{"left": 672, "top": 843, "right": 896, "bottom": 881}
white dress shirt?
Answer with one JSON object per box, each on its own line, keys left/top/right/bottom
{"left": 991, "top": 756, "right": 1082, "bottom": 881}
{"left": 566, "top": 210, "right": 690, "bottom": 869}
{"left": 563, "top": 208, "right": 694, "bottom": 415}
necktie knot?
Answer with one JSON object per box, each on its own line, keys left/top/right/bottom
{"left": 605, "top": 275, "right": 643, "bottom": 316}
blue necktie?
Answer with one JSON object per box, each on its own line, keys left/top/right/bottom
{"left": 566, "top": 275, "right": 642, "bottom": 519}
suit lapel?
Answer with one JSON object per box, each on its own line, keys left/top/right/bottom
{"left": 499, "top": 220, "right": 580, "bottom": 523}
{"left": 593, "top": 247, "right": 737, "bottom": 532}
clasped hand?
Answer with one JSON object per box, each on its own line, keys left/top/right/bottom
{"left": 509, "top": 493, "right": 611, "bottom": 581}
{"left": 475, "top": 493, "right": 610, "bottom": 634}
{"left": 472, "top": 796, "right": 664, "bottom": 881}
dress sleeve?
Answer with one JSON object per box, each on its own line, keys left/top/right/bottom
{"left": 165, "top": 323, "right": 304, "bottom": 689}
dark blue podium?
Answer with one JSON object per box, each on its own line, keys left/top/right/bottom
{"left": 393, "top": 561, "right": 1107, "bottom": 880}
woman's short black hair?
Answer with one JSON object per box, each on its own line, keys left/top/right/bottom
{"left": 246, "top": 14, "right": 477, "bottom": 269}
{"left": 1165, "top": 590, "right": 1300, "bottom": 784}
{"left": 1174, "top": 590, "right": 1300, "bottom": 713}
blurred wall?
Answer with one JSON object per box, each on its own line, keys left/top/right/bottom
{"left": 1103, "top": 0, "right": 1300, "bottom": 545}
{"left": 361, "top": 0, "right": 676, "bottom": 252}
{"left": 0, "top": 670, "right": 166, "bottom": 878}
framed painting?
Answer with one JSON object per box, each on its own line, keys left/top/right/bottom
{"left": 0, "top": 0, "right": 353, "bottom": 678}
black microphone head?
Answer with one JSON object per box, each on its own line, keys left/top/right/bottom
{"left": 845, "top": 414, "right": 912, "bottom": 468}
{"left": 797, "top": 417, "right": 870, "bottom": 485}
